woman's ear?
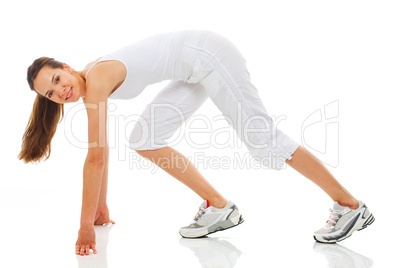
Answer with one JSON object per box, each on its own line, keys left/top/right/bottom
{"left": 62, "top": 63, "right": 73, "bottom": 73}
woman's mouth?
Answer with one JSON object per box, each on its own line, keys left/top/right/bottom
{"left": 66, "top": 87, "right": 73, "bottom": 100}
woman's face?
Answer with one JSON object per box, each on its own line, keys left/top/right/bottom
{"left": 34, "top": 63, "right": 81, "bottom": 104}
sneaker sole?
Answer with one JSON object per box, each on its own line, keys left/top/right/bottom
{"left": 180, "top": 214, "right": 244, "bottom": 239}
{"left": 314, "top": 213, "right": 375, "bottom": 244}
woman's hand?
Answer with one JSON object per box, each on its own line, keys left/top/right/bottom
{"left": 76, "top": 225, "right": 97, "bottom": 256}
{"left": 94, "top": 206, "right": 116, "bottom": 226}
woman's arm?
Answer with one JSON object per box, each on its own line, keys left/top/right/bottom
{"left": 81, "top": 98, "right": 108, "bottom": 224}
{"left": 80, "top": 149, "right": 105, "bottom": 226}
{"left": 75, "top": 60, "right": 124, "bottom": 255}
{"left": 93, "top": 138, "right": 116, "bottom": 225}
{"left": 76, "top": 81, "right": 109, "bottom": 255}
{"left": 97, "top": 138, "right": 109, "bottom": 210}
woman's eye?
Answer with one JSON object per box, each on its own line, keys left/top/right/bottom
{"left": 56, "top": 76, "right": 60, "bottom": 83}
{"left": 49, "top": 92, "right": 53, "bottom": 98}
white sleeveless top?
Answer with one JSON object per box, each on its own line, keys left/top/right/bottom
{"left": 85, "top": 30, "right": 218, "bottom": 100}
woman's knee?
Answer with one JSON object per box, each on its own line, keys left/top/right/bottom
{"left": 135, "top": 149, "right": 155, "bottom": 158}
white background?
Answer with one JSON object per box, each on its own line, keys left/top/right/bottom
{"left": 1, "top": 0, "right": 401, "bottom": 267}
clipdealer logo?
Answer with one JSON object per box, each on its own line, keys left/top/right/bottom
{"left": 63, "top": 100, "right": 340, "bottom": 169}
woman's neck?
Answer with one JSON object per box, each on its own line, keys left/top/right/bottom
{"left": 74, "top": 71, "right": 87, "bottom": 98}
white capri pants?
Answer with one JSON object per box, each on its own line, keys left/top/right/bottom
{"left": 130, "top": 32, "right": 300, "bottom": 170}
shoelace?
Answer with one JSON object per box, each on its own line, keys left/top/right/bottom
{"left": 324, "top": 208, "right": 342, "bottom": 230}
{"left": 193, "top": 205, "right": 206, "bottom": 222}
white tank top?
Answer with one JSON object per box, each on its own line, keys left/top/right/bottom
{"left": 85, "top": 30, "right": 219, "bottom": 100}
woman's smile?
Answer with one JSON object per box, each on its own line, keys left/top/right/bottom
{"left": 66, "top": 87, "right": 73, "bottom": 101}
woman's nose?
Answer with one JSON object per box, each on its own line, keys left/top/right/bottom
{"left": 58, "top": 86, "right": 67, "bottom": 99}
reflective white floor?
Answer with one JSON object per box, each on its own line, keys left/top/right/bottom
{"left": 1, "top": 160, "right": 399, "bottom": 268}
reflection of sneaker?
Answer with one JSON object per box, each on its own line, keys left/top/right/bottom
{"left": 179, "top": 200, "right": 244, "bottom": 238}
{"left": 313, "top": 242, "right": 374, "bottom": 268}
{"left": 314, "top": 201, "right": 375, "bottom": 243}
{"left": 180, "top": 237, "right": 242, "bottom": 267}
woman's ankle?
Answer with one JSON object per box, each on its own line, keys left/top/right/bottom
{"left": 337, "top": 197, "right": 360, "bottom": 210}
{"left": 208, "top": 197, "right": 228, "bottom": 209}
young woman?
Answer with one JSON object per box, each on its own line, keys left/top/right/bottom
{"left": 19, "top": 30, "right": 374, "bottom": 256}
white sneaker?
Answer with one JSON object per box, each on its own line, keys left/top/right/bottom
{"left": 313, "top": 200, "right": 375, "bottom": 243}
{"left": 179, "top": 200, "right": 244, "bottom": 238}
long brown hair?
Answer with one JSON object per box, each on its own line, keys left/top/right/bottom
{"left": 18, "top": 57, "right": 65, "bottom": 163}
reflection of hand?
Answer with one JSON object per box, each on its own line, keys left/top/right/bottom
{"left": 75, "top": 225, "right": 97, "bottom": 256}
{"left": 94, "top": 206, "right": 116, "bottom": 226}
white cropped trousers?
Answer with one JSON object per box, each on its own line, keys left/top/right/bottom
{"left": 129, "top": 31, "right": 299, "bottom": 170}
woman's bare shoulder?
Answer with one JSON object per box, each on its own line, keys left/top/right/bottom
{"left": 85, "top": 61, "right": 123, "bottom": 100}
{"left": 83, "top": 58, "right": 102, "bottom": 77}
{"left": 85, "top": 60, "right": 126, "bottom": 99}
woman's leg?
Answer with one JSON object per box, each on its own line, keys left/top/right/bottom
{"left": 136, "top": 147, "right": 228, "bottom": 208}
{"left": 286, "top": 145, "right": 359, "bottom": 209}
{"left": 130, "top": 80, "right": 228, "bottom": 208}
{"left": 192, "top": 33, "right": 360, "bottom": 210}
